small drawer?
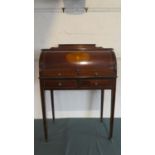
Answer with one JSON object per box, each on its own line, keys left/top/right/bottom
{"left": 78, "top": 69, "right": 114, "bottom": 77}
{"left": 79, "top": 79, "right": 114, "bottom": 89}
{"left": 44, "top": 80, "right": 77, "bottom": 89}
{"left": 40, "top": 70, "right": 77, "bottom": 78}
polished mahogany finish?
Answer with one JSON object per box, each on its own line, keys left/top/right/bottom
{"left": 39, "top": 44, "right": 117, "bottom": 142}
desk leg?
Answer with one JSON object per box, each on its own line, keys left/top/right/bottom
{"left": 50, "top": 90, "right": 55, "bottom": 121}
{"left": 40, "top": 82, "right": 48, "bottom": 142}
{"left": 100, "top": 89, "right": 104, "bottom": 122}
{"left": 109, "top": 84, "right": 116, "bottom": 139}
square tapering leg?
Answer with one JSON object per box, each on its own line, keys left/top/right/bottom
{"left": 50, "top": 90, "right": 55, "bottom": 121}
{"left": 109, "top": 82, "right": 116, "bottom": 139}
{"left": 100, "top": 89, "right": 104, "bottom": 122}
{"left": 40, "top": 80, "right": 48, "bottom": 142}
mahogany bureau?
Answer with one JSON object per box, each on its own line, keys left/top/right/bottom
{"left": 39, "top": 44, "right": 117, "bottom": 142}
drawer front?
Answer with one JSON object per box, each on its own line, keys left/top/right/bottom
{"left": 78, "top": 69, "right": 115, "bottom": 77}
{"left": 79, "top": 79, "right": 114, "bottom": 89}
{"left": 40, "top": 70, "right": 77, "bottom": 78}
{"left": 44, "top": 80, "right": 77, "bottom": 89}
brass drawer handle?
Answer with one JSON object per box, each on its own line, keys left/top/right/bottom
{"left": 58, "top": 82, "right": 62, "bottom": 86}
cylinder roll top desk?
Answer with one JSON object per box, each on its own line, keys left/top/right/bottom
{"left": 39, "top": 44, "right": 117, "bottom": 142}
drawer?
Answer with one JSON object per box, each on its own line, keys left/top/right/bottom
{"left": 44, "top": 80, "right": 77, "bottom": 89}
{"left": 40, "top": 70, "right": 77, "bottom": 78}
{"left": 78, "top": 69, "right": 115, "bottom": 77}
{"left": 79, "top": 79, "right": 114, "bottom": 89}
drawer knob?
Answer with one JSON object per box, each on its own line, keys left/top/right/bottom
{"left": 58, "top": 82, "right": 62, "bottom": 86}
{"left": 95, "top": 72, "right": 98, "bottom": 76}
{"left": 95, "top": 82, "right": 98, "bottom": 86}
{"left": 76, "top": 69, "right": 80, "bottom": 73}
{"left": 58, "top": 73, "right": 62, "bottom": 76}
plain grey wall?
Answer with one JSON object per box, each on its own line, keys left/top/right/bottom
{"left": 34, "top": 0, "right": 121, "bottom": 118}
